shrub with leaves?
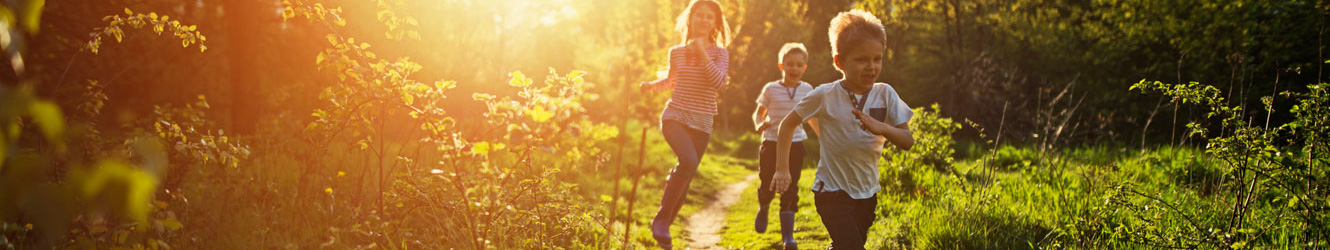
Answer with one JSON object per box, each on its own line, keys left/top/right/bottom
{"left": 1100, "top": 79, "right": 1330, "bottom": 248}
{"left": 84, "top": 8, "right": 208, "bottom": 54}
{"left": 884, "top": 104, "right": 960, "bottom": 196}
{"left": 284, "top": 1, "right": 619, "bottom": 248}
{"left": 2, "top": 4, "right": 197, "bottom": 248}
{"left": 380, "top": 69, "right": 617, "bottom": 249}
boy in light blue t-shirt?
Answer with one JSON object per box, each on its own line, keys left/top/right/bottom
{"left": 768, "top": 10, "right": 915, "bottom": 250}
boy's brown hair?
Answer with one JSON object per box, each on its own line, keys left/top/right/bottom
{"left": 777, "top": 43, "right": 808, "bottom": 63}
{"left": 827, "top": 10, "right": 885, "bottom": 58}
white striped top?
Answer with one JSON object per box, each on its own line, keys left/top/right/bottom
{"left": 755, "top": 80, "right": 813, "bottom": 141}
{"left": 650, "top": 45, "right": 730, "bottom": 133}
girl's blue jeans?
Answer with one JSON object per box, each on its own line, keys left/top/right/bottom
{"left": 653, "top": 120, "right": 711, "bottom": 227}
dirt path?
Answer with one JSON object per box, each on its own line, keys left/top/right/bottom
{"left": 684, "top": 174, "right": 758, "bottom": 250}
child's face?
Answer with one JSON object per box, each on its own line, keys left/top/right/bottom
{"left": 689, "top": 6, "right": 717, "bottom": 39}
{"left": 779, "top": 52, "right": 807, "bottom": 81}
{"left": 834, "top": 40, "right": 884, "bottom": 87}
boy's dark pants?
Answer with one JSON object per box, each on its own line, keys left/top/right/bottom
{"left": 814, "top": 190, "right": 877, "bottom": 250}
{"left": 757, "top": 141, "right": 804, "bottom": 211}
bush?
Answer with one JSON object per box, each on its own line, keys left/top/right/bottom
{"left": 884, "top": 104, "right": 960, "bottom": 196}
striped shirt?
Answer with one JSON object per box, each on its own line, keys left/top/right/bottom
{"left": 755, "top": 80, "right": 813, "bottom": 141}
{"left": 652, "top": 45, "right": 729, "bottom": 133}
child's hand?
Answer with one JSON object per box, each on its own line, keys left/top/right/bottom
{"left": 687, "top": 38, "right": 707, "bottom": 51}
{"left": 687, "top": 38, "right": 711, "bottom": 63}
{"left": 755, "top": 121, "right": 773, "bottom": 133}
{"left": 852, "top": 109, "right": 891, "bottom": 135}
{"left": 639, "top": 81, "right": 653, "bottom": 93}
{"left": 770, "top": 171, "right": 792, "bottom": 193}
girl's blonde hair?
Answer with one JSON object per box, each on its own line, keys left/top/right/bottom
{"left": 675, "top": 0, "right": 731, "bottom": 47}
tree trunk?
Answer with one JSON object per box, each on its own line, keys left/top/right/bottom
{"left": 224, "top": 0, "right": 264, "bottom": 135}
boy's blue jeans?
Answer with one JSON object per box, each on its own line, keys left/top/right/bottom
{"left": 653, "top": 120, "right": 711, "bottom": 227}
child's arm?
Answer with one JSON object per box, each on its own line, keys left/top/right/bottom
{"left": 852, "top": 110, "right": 914, "bottom": 150}
{"left": 688, "top": 39, "right": 713, "bottom": 65}
{"left": 685, "top": 39, "right": 728, "bottom": 89}
{"left": 753, "top": 85, "right": 770, "bottom": 132}
{"left": 806, "top": 118, "right": 820, "bottom": 137}
{"left": 753, "top": 106, "right": 770, "bottom": 132}
{"left": 769, "top": 111, "right": 804, "bottom": 192}
{"left": 639, "top": 47, "right": 686, "bottom": 92}
{"left": 704, "top": 50, "right": 729, "bottom": 89}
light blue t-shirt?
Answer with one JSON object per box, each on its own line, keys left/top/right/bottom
{"left": 794, "top": 80, "right": 913, "bottom": 199}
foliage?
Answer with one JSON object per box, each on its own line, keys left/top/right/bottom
{"left": 853, "top": 0, "right": 1328, "bottom": 145}
{"left": 1103, "top": 79, "right": 1330, "bottom": 248}
{"left": 882, "top": 104, "right": 960, "bottom": 196}
{"left": 149, "top": 95, "right": 251, "bottom": 170}
{"left": 2, "top": 3, "right": 193, "bottom": 248}
{"left": 284, "top": 1, "right": 622, "bottom": 248}
{"left": 990, "top": 146, "right": 1039, "bottom": 171}
{"left": 84, "top": 8, "right": 208, "bottom": 54}
{"left": 378, "top": 69, "right": 618, "bottom": 249}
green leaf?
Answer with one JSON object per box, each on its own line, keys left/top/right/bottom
{"left": 591, "top": 126, "right": 619, "bottom": 140}
{"left": 508, "top": 71, "right": 531, "bottom": 87}
{"left": 161, "top": 218, "right": 183, "bottom": 231}
{"left": 282, "top": 7, "right": 295, "bottom": 20}
{"left": 472, "top": 93, "right": 494, "bottom": 101}
{"left": 440, "top": 81, "right": 457, "bottom": 90}
{"left": 28, "top": 100, "right": 63, "bottom": 143}
{"left": 22, "top": 0, "right": 43, "bottom": 33}
{"left": 472, "top": 141, "right": 491, "bottom": 155}
{"left": 569, "top": 70, "right": 587, "bottom": 84}
{"left": 526, "top": 105, "right": 554, "bottom": 122}
{"left": 77, "top": 160, "right": 159, "bottom": 224}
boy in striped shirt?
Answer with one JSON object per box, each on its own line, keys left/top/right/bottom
{"left": 751, "top": 43, "right": 818, "bottom": 250}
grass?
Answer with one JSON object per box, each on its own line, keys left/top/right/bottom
{"left": 702, "top": 143, "right": 1290, "bottom": 249}
{"left": 574, "top": 120, "right": 759, "bottom": 248}
{"left": 153, "top": 117, "right": 1311, "bottom": 249}
{"left": 719, "top": 166, "right": 835, "bottom": 249}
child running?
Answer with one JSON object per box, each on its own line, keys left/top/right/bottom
{"left": 638, "top": 0, "right": 731, "bottom": 248}
{"left": 751, "top": 43, "right": 817, "bottom": 250}
{"left": 768, "top": 10, "right": 914, "bottom": 250}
